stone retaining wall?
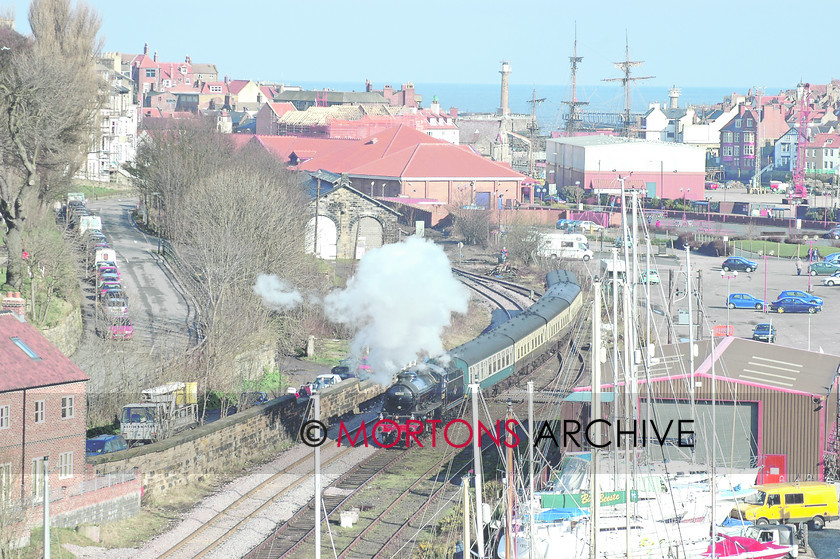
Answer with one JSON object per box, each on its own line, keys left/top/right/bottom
{"left": 42, "top": 306, "right": 82, "bottom": 356}
{"left": 89, "top": 379, "right": 384, "bottom": 497}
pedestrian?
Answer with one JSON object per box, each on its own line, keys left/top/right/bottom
{"left": 796, "top": 258, "right": 802, "bottom": 276}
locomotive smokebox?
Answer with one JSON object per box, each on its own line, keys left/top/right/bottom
{"left": 384, "top": 384, "right": 414, "bottom": 413}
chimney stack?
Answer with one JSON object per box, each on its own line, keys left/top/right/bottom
{"left": 498, "top": 61, "right": 511, "bottom": 117}
{"left": 2, "top": 291, "right": 25, "bottom": 318}
{"left": 153, "top": 50, "right": 158, "bottom": 62}
{"left": 185, "top": 55, "right": 191, "bottom": 64}
{"left": 144, "top": 43, "right": 149, "bottom": 55}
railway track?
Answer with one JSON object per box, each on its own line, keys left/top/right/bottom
{"left": 452, "top": 266, "right": 544, "bottom": 299}
{"left": 452, "top": 268, "right": 525, "bottom": 316}
{"left": 244, "top": 447, "right": 412, "bottom": 558}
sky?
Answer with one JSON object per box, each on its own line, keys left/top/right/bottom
{"left": 4, "top": 0, "right": 839, "bottom": 90}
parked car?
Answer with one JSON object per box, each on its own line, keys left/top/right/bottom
{"left": 101, "top": 292, "right": 128, "bottom": 317}
{"left": 97, "top": 273, "right": 120, "bottom": 288}
{"left": 98, "top": 282, "right": 122, "bottom": 298}
{"left": 613, "top": 234, "right": 635, "bottom": 248}
{"left": 776, "top": 290, "right": 823, "bottom": 305}
{"left": 85, "top": 434, "right": 128, "bottom": 456}
{"left": 768, "top": 297, "right": 822, "bottom": 314}
{"left": 106, "top": 315, "right": 133, "bottom": 340}
{"left": 823, "top": 252, "right": 840, "bottom": 264}
{"left": 727, "top": 293, "right": 766, "bottom": 310}
{"left": 705, "top": 181, "right": 719, "bottom": 190}
{"left": 546, "top": 195, "right": 566, "bottom": 204}
{"left": 576, "top": 220, "right": 605, "bottom": 233}
{"left": 722, "top": 257, "right": 757, "bottom": 272}
{"left": 808, "top": 261, "right": 840, "bottom": 276}
{"left": 824, "top": 227, "right": 840, "bottom": 240}
{"left": 752, "top": 323, "right": 776, "bottom": 343}
{"left": 823, "top": 271, "right": 840, "bottom": 286}
{"left": 555, "top": 219, "right": 570, "bottom": 230}
{"left": 640, "top": 270, "right": 660, "bottom": 284}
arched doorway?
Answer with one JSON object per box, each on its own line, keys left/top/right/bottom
{"left": 305, "top": 216, "right": 337, "bottom": 260}
{"left": 352, "top": 216, "right": 383, "bottom": 259}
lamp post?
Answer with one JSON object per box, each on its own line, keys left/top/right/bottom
{"left": 760, "top": 250, "right": 774, "bottom": 313}
{"left": 721, "top": 269, "right": 738, "bottom": 334}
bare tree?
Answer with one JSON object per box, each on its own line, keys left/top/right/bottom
{"left": 0, "top": 0, "right": 102, "bottom": 287}
{"left": 499, "top": 215, "right": 543, "bottom": 266}
{"left": 447, "top": 189, "right": 491, "bottom": 247}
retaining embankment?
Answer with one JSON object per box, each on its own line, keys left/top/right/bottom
{"left": 88, "top": 378, "right": 385, "bottom": 498}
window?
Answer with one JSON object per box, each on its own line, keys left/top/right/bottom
{"left": 61, "top": 396, "right": 74, "bottom": 419}
{"left": 784, "top": 493, "right": 804, "bottom": 505}
{"left": 743, "top": 132, "right": 754, "bottom": 144}
{"left": 733, "top": 132, "right": 740, "bottom": 142}
{"left": 723, "top": 131, "right": 733, "bottom": 143}
{"left": 744, "top": 144, "right": 754, "bottom": 156}
{"left": 34, "top": 400, "right": 44, "bottom": 423}
{"left": 0, "top": 405, "right": 8, "bottom": 429}
{"left": 31, "top": 457, "right": 45, "bottom": 500}
{"left": 746, "top": 118, "right": 753, "bottom": 127}
{"left": 185, "top": 77, "right": 190, "bottom": 84}
{"left": 722, "top": 146, "right": 733, "bottom": 157}
{"left": 734, "top": 145, "right": 740, "bottom": 156}
{"left": 210, "top": 85, "right": 222, "bottom": 93}
{"left": 58, "top": 452, "right": 73, "bottom": 480}
{"left": 11, "top": 337, "right": 40, "bottom": 360}
{"left": 767, "top": 494, "right": 781, "bottom": 506}
{"left": 735, "top": 119, "right": 742, "bottom": 128}
{"left": 145, "top": 69, "right": 155, "bottom": 78}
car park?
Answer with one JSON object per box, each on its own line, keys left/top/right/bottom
{"left": 640, "top": 270, "right": 660, "bottom": 284}
{"left": 808, "top": 261, "right": 840, "bottom": 276}
{"left": 85, "top": 434, "right": 128, "bottom": 456}
{"left": 752, "top": 323, "right": 776, "bottom": 343}
{"left": 722, "top": 257, "right": 757, "bottom": 272}
{"left": 776, "top": 290, "right": 823, "bottom": 305}
{"left": 727, "top": 293, "right": 766, "bottom": 310}
{"left": 823, "top": 271, "right": 840, "bottom": 286}
{"left": 768, "top": 297, "right": 822, "bottom": 314}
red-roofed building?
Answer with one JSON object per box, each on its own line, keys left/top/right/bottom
{"left": 0, "top": 309, "right": 140, "bottom": 534}
{"left": 295, "top": 126, "right": 526, "bottom": 205}
{"left": 248, "top": 135, "right": 358, "bottom": 165}
{"left": 255, "top": 102, "right": 298, "bottom": 135}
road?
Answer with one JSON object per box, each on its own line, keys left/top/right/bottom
{"left": 70, "top": 197, "right": 194, "bottom": 394}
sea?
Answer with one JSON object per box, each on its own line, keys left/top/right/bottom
{"left": 295, "top": 81, "right": 784, "bottom": 133}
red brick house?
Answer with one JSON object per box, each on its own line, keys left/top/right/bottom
{"left": 0, "top": 309, "right": 140, "bottom": 536}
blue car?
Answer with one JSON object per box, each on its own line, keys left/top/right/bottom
{"left": 768, "top": 297, "right": 822, "bottom": 314}
{"left": 555, "top": 219, "right": 570, "bottom": 230}
{"left": 85, "top": 434, "right": 128, "bottom": 456}
{"left": 722, "top": 257, "right": 758, "bottom": 272}
{"left": 824, "top": 252, "right": 840, "bottom": 264}
{"left": 776, "top": 290, "right": 823, "bottom": 306}
{"left": 727, "top": 293, "right": 766, "bottom": 310}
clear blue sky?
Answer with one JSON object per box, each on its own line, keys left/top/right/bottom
{"left": 4, "top": 0, "right": 839, "bottom": 89}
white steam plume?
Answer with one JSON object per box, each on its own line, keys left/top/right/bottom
{"left": 324, "top": 236, "right": 470, "bottom": 386}
{"left": 253, "top": 274, "right": 303, "bottom": 311}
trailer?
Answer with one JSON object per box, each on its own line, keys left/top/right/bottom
{"left": 120, "top": 382, "right": 198, "bottom": 445}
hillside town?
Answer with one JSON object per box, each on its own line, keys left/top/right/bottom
{"left": 5, "top": 2, "right": 840, "bottom": 559}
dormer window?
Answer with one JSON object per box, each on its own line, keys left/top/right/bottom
{"left": 210, "top": 85, "right": 222, "bottom": 93}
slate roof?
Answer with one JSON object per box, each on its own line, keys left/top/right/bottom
{"left": 272, "top": 90, "right": 389, "bottom": 105}
{"left": 0, "top": 313, "right": 89, "bottom": 392}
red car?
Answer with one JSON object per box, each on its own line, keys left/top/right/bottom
{"left": 705, "top": 181, "right": 719, "bottom": 190}
{"left": 108, "top": 316, "right": 133, "bottom": 340}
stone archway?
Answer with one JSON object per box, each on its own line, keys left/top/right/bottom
{"left": 305, "top": 216, "right": 337, "bottom": 260}
{"left": 351, "top": 216, "right": 384, "bottom": 259}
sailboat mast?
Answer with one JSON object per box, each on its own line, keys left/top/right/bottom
{"left": 505, "top": 401, "right": 514, "bottom": 559}
{"left": 589, "top": 276, "right": 603, "bottom": 559}
{"left": 711, "top": 337, "right": 718, "bottom": 557}
{"left": 611, "top": 247, "right": 620, "bottom": 478}
{"left": 686, "top": 246, "right": 696, "bottom": 463}
{"left": 470, "top": 384, "right": 486, "bottom": 559}
{"left": 528, "top": 381, "right": 535, "bottom": 559}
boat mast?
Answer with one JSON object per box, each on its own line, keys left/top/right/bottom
{"left": 611, "top": 247, "right": 620, "bottom": 479}
{"left": 618, "top": 174, "right": 633, "bottom": 556}
{"left": 528, "top": 381, "right": 535, "bottom": 559}
{"left": 590, "top": 276, "right": 603, "bottom": 559}
{"left": 711, "top": 336, "right": 718, "bottom": 557}
{"left": 686, "top": 246, "right": 696, "bottom": 463}
{"left": 470, "top": 383, "right": 486, "bottom": 559}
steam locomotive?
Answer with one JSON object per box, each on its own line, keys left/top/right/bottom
{"left": 377, "top": 269, "right": 582, "bottom": 443}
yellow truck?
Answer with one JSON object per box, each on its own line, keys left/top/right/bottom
{"left": 731, "top": 481, "right": 839, "bottom": 529}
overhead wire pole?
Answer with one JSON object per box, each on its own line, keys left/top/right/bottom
{"left": 602, "top": 32, "right": 654, "bottom": 138}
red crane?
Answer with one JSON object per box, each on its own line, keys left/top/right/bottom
{"left": 792, "top": 82, "right": 810, "bottom": 200}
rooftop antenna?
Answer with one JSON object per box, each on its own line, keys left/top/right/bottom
{"left": 602, "top": 32, "right": 654, "bottom": 137}
{"left": 563, "top": 23, "right": 588, "bottom": 137}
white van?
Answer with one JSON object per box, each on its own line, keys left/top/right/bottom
{"left": 538, "top": 233, "right": 593, "bottom": 261}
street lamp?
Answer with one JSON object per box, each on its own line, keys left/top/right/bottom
{"left": 759, "top": 250, "right": 774, "bottom": 313}
{"left": 721, "top": 269, "right": 738, "bottom": 334}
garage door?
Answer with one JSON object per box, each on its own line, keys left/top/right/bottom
{"left": 641, "top": 400, "right": 758, "bottom": 469}
{"left": 353, "top": 216, "right": 383, "bottom": 259}
{"left": 305, "top": 217, "right": 337, "bottom": 260}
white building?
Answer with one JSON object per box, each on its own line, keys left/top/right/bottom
{"left": 545, "top": 135, "right": 706, "bottom": 201}
{"left": 79, "top": 62, "right": 139, "bottom": 184}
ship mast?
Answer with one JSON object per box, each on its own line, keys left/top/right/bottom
{"left": 602, "top": 33, "right": 654, "bottom": 138}
{"left": 563, "top": 24, "right": 588, "bottom": 137}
